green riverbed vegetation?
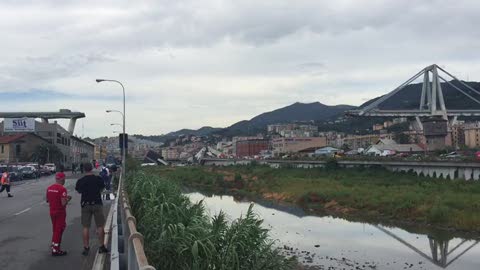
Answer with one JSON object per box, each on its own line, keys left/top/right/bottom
{"left": 148, "top": 163, "right": 480, "bottom": 233}
{"left": 125, "top": 168, "right": 296, "bottom": 270}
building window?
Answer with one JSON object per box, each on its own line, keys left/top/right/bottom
{"left": 1, "top": 145, "right": 3, "bottom": 153}
{"left": 16, "top": 144, "right": 21, "bottom": 155}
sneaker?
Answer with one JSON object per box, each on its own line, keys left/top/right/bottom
{"left": 52, "top": 250, "right": 67, "bottom": 256}
{"left": 81, "top": 246, "right": 90, "bottom": 256}
{"left": 99, "top": 245, "right": 109, "bottom": 253}
{"left": 7, "top": 194, "right": 13, "bottom": 198}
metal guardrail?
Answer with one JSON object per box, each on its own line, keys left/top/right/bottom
{"left": 92, "top": 174, "right": 155, "bottom": 270}
{"left": 117, "top": 174, "right": 155, "bottom": 270}
{"left": 92, "top": 176, "right": 119, "bottom": 270}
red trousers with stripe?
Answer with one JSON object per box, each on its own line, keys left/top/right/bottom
{"left": 50, "top": 211, "right": 66, "bottom": 250}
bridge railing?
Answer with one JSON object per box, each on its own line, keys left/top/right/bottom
{"left": 92, "top": 173, "right": 155, "bottom": 270}
{"left": 117, "top": 174, "right": 156, "bottom": 270}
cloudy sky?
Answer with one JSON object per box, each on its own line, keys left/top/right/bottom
{"left": 1, "top": 0, "right": 480, "bottom": 137}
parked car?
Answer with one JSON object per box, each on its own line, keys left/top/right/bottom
{"left": 44, "top": 163, "right": 56, "bottom": 173}
{"left": 21, "top": 166, "right": 40, "bottom": 179}
{"left": 39, "top": 165, "right": 52, "bottom": 176}
{"left": 8, "top": 167, "right": 24, "bottom": 181}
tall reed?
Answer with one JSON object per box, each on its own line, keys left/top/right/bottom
{"left": 126, "top": 170, "right": 295, "bottom": 270}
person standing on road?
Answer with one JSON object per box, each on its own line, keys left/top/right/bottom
{"left": 75, "top": 162, "right": 108, "bottom": 256}
{"left": 71, "top": 163, "right": 76, "bottom": 175}
{"left": 46, "top": 171, "right": 71, "bottom": 256}
{"left": 0, "top": 169, "right": 13, "bottom": 198}
{"left": 100, "top": 166, "right": 111, "bottom": 201}
{"left": 79, "top": 163, "right": 84, "bottom": 174}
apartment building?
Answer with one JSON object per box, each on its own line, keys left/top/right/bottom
{"left": 272, "top": 137, "right": 327, "bottom": 156}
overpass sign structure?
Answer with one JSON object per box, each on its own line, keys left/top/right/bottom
{"left": 0, "top": 109, "right": 85, "bottom": 133}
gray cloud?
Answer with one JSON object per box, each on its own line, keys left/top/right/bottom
{"left": 0, "top": 0, "right": 480, "bottom": 136}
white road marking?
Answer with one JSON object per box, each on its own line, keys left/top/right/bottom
{"left": 13, "top": 207, "right": 31, "bottom": 216}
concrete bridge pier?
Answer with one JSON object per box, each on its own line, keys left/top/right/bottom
{"left": 473, "top": 169, "right": 480, "bottom": 181}
{"left": 464, "top": 168, "right": 473, "bottom": 181}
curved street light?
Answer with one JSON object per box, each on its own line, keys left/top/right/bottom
{"left": 98, "top": 79, "right": 126, "bottom": 181}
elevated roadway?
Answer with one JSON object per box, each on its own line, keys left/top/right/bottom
{"left": 201, "top": 158, "right": 480, "bottom": 181}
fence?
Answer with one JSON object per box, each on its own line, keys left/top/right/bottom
{"left": 93, "top": 174, "right": 155, "bottom": 270}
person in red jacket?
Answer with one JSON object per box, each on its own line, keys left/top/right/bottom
{"left": 0, "top": 169, "right": 13, "bottom": 197}
{"left": 46, "top": 171, "right": 71, "bottom": 256}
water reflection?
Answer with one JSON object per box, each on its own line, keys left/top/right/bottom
{"left": 374, "top": 225, "right": 479, "bottom": 268}
{"left": 186, "top": 192, "right": 480, "bottom": 270}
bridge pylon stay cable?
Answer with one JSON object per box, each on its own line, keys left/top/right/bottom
{"left": 347, "top": 64, "right": 480, "bottom": 117}
{"left": 438, "top": 76, "right": 480, "bottom": 106}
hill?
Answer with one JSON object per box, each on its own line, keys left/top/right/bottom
{"left": 216, "top": 102, "right": 355, "bottom": 137}
{"left": 135, "top": 81, "right": 480, "bottom": 140}
{"left": 133, "top": 126, "right": 222, "bottom": 143}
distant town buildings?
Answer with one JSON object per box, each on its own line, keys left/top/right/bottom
{"left": 235, "top": 139, "right": 269, "bottom": 158}
{"left": 272, "top": 137, "right": 327, "bottom": 156}
{"left": 464, "top": 122, "right": 480, "bottom": 148}
{"left": 267, "top": 123, "right": 318, "bottom": 137}
{"left": 71, "top": 136, "right": 95, "bottom": 166}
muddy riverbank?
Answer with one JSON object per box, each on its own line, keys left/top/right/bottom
{"left": 187, "top": 191, "right": 480, "bottom": 270}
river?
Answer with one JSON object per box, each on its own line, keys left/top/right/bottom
{"left": 186, "top": 192, "right": 480, "bottom": 270}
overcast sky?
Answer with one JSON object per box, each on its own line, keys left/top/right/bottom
{"left": 1, "top": 0, "right": 480, "bottom": 137}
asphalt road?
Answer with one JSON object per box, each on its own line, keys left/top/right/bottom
{"left": 0, "top": 172, "right": 111, "bottom": 270}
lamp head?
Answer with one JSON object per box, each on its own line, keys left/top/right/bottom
{"left": 96, "top": 79, "right": 105, "bottom": 83}
{"left": 106, "top": 110, "right": 112, "bottom": 113}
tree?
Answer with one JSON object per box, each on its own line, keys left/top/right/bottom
{"left": 31, "top": 144, "right": 63, "bottom": 164}
{"left": 394, "top": 132, "right": 410, "bottom": 144}
{"left": 341, "top": 143, "right": 351, "bottom": 151}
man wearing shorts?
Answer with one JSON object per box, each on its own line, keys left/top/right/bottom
{"left": 75, "top": 162, "right": 108, "bottom": 255}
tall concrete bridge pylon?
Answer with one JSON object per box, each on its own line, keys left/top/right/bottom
{"left": 348, "top": 64, "right": 480, "bottom": 118}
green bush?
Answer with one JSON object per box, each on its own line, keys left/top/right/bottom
{"left": 126, "top": 171, "right": 295, "bottom": 270}
{"left": 324, "top": 158, "right": 338, "bottom": 171}
{"left": 427, "top": 202, "right": 450, "bottom": 224}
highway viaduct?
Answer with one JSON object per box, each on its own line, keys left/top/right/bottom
{"left": 201, "top": 158, "right": 480, "bottom": 181}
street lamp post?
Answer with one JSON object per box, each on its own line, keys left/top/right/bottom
{"left": 97, "top": 79, "right": 126, "bottom": 181}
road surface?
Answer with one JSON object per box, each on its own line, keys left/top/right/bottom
{"left": 0, "top": 172, "right": 111, "bottom": 270}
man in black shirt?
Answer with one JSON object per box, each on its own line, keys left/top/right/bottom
{"left": 75, "top": 162, "right": 108, "bottom": 255}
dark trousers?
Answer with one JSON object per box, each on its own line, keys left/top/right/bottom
{"left": 0, "top": 184, "right": 10, "bottom": 194}
{"left": 50, "top": 211, "right": 66, "bottom": 251}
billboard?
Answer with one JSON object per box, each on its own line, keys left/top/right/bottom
{"left": 4, "top": 118, "right": 36, "bottom": 132}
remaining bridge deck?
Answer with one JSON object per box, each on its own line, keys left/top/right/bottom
{"left": 202, "top": 158, "right": 480, "bottom": 180}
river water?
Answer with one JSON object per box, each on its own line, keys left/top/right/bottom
{"left": 186, "top": 192, "right": 480, "bottom": 270}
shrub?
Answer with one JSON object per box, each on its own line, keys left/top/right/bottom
{"left": 126, "top": 170, "right": 295, "bottom": 270}
{"left": 427, "top": 202, "right": 450, "bottom": 224}
{"left": 325, "top": 158, "right": 338, "bottom": 171}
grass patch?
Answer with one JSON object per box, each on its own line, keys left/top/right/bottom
{"left": 149, "top": 165, "right": 480, "bottom": 232}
